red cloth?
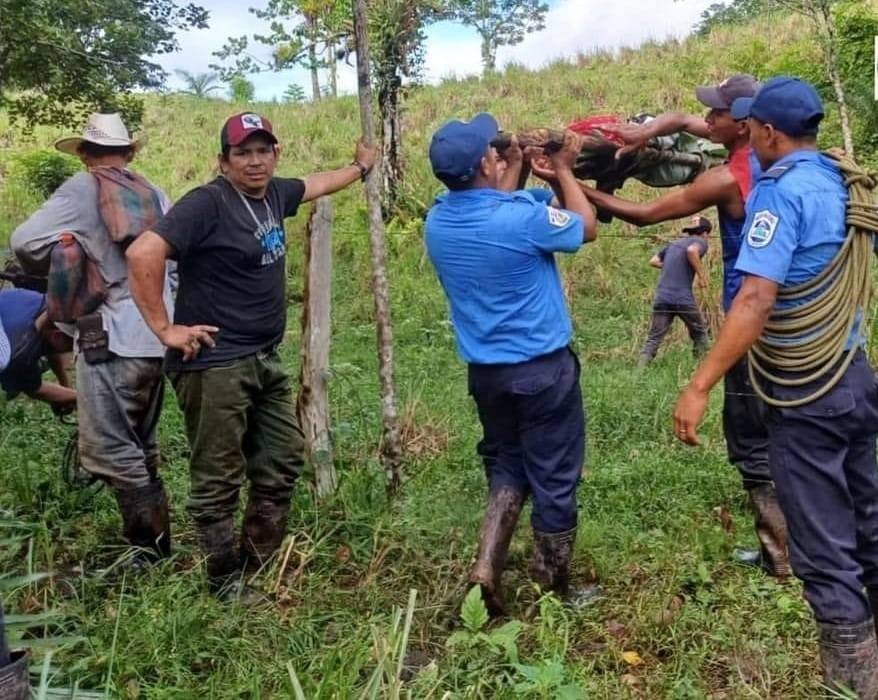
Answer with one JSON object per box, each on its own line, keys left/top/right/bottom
{"left": 727, "top": 145, "right": 753, "bottom": 200}
{"left": 567, "top": 115, "right": 625, "bottom": 146}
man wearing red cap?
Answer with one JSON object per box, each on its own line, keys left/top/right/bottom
{"left": 581, "top": 74, "right": 791, "bottom": 580}
{"left": 127, "top": 112, "right": 376, "bottom": 604}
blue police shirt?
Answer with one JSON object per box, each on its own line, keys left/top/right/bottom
{"left": 734, "top": 150, "right": 853, "bottom": 344}
{"left": 425, "top": 187, "right": 585, "bottom": 364}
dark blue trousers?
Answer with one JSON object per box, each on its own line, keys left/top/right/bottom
{"left": 723, "top": 357, "right": 774, "bottom": 490}
{"left": 467, "top": 346, "right": 585, "bottom": 533}
{"left": 765, "top": 351, "right": 878, "bottom": 624}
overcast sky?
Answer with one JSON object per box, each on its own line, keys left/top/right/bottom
{"left": 160, "top": 0, "right": 718, "bottom": 101}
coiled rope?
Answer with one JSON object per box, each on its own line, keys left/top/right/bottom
{"left": 748, "top": 150, "right": 878, "bottom": 407}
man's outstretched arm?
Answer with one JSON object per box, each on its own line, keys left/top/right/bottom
{"left": 580, "top": 166, "right": 737, "bottom": 227}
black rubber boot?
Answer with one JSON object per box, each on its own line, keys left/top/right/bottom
{"left": 531, "top": 527, "right": 576, "bottom": 599}
{"left": 0, "top": 650, "right": 30, "bottom": 700}
{"left": 114, "top": 479, "right": 172, "bottom": 566}
{"left": 818, "top": 619, "right": 878, "bottom": 699}
{"left": 468, "top": 485, "right": 526, "bottom": 617}
{"left": 240, "top": 498, "right": 290, "bottom": 573}
{"left": 196, "top": 517, "right": 269, "bottom": 608}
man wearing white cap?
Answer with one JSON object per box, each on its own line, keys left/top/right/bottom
{"left": 11, "top": 113, "right": 174, "bottom": 567}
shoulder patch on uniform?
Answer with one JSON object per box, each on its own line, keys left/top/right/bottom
{"left": 762, "top": 163, "right": 796, "bottom": 180}
{"left": 547, "top": 207, "right": 571, "bottom": 227}
{"left": 746, "top": 210, "right": 779, "bottom": 248}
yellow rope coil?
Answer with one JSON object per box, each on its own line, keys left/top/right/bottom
{"left": 747, "top": 151, "right": 878, "bottom": 408}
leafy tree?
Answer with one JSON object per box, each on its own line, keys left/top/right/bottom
{"left": 212, "top": 0, "right": 351, "bottom": 101}
{"left": 369, "top": 0, "right": 443, "bottom": 212}
{"left": 445, "top": 0, "right": 549, "bottom": 72}
{"left": 228, "top": 74, "right": 256, "bottom": 103}
{"left": 283, "top": 82, "right": 307, "bottom": 102}
{"left": 0, "top": 0, "right": 208, "bottom": 130}
{"left": 694, "top": 0, "right": 770, "bottom": 34}
{"left": 174, "top": 69, "right": 223, "bottom": 97}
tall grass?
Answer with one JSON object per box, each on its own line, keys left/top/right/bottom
{"left": 0, "top": 12, "right": 857, "bottom": 698}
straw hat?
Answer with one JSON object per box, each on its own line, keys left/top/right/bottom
{"left": 54, "top": 113, "right": 146, "bottom": 156}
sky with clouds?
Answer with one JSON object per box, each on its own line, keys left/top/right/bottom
{"left": 160, "top": 0, "right": 719, "bottom": 101}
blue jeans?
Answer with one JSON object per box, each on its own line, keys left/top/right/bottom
{"left": 468, "top": 347, "right": 585, "bottom": 533}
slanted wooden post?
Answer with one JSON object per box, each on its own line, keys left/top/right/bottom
{"left": 297, "top": 197, "right": 337, "bottom": 498}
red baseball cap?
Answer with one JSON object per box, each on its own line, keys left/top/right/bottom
{"left": 220, "top": 112, "right": 278, "bottom": 149}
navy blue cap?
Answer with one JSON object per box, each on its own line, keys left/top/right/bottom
{"left": 428, "top": 113, "right": 499, "bottom": 184}
{"left": 730, "top": 76, "right": 824, "bottom": 136}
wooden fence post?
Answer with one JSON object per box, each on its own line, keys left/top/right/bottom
{"left": 297, "top": 197, "right": 337, "bottom": 498}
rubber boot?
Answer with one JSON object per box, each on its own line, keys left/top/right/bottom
{"left": 241, "top": 497, "right": 290, "bottom": 573}
{"left": 196, "top": 516, "right": 268, "bottom": 607}
{"left": 818, "top": 619, "right": 878, "bottom": 699}
{"left": 749, "top": 483, "right": 791, "bottom": 578}
{"left": 0, "top": 650, "right": 29, "bottom": 700}
{"left": 114, "top": 479, "right": 172, "bottom": 567}
{"left": 531, "top": 527, "right": 576, "bottom": 598}
{"left": 468, "top": 485, "right": 525, "bottom": 617}
{"left": 868, "top": 589, "right": 878, "bottom": 648}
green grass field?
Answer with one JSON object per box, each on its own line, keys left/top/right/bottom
{"left": 1, "top": 12, "right": 875, "bottom": 699}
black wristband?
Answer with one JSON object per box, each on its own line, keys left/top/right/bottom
{"left": 351, "top": 160, "right": 368, "bottom": 182}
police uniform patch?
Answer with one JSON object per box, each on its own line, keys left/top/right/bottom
{"left": 747, "top": 210, "right": 779, "bottom": 248}
{"left": 548, "top": 207, "right": 571, "bottom": 227}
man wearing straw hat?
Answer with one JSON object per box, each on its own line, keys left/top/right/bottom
{"left": 11, "top": 113, "right": 175, "bottom": 568}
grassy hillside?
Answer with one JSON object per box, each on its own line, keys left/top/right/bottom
{"left": 0, "top": 13, "right": 872, "bottom": 699}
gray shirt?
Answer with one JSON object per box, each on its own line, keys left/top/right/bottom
{"left": 654, "top": 235, "right": 708, "bottom": 306}
{"left": 10, "top": 171, "right": 174, "bottom": 358}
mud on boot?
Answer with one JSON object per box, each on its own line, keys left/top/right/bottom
{"left": 531, "top": 527, "right": 576, "bottom": 599}
{"left": 114, "top": 479, "right": 172, "bottom": 569}
{"left": 240, "top": 497, "right": 290, "bottom": 573}
{"left": 818, "top": 619, "right": 878, "bottom": 699}
{"left": 468, "top": 484, "right": 525, "bottom": 617}
{"left": 0, "top": 650, "right": 30, "bottom": 700}
{"left": 737, "top": 483, "right": 790, "bottom": 578}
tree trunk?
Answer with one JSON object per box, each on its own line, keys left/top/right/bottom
{"left": 378, "top": 74, "right": 402, "bottom": 215}
{"left": 818, "top": 1, "right": 854, "bottom": 154}
{"left": 351, "top": 0, "right": 404, "bottom": 494}
{"left": 329, "top": 42, "right": 339, "bottom": 97}
{"left": 309, "top": 43, "right": 321, "bottom": 101}
{"left": 774, "top": 0, "right": 854, "bottom": 154}
{"left": 296, "top": 197, "right": 337, "bottom": 499}
{"left": 480, "top": 34, "right": 496, "bottom": 71}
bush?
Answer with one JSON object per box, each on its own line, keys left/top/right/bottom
{"left": 12, "top": 150, "right": 79, "bottom": 199}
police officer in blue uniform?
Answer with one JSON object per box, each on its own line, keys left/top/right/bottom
{"left": 673, "top": 77, "right": 878, "bottom": 697}
{"left": 424, "top": 114, "right": 597, "bottom": 615}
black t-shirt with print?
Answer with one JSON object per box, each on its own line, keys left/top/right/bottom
{"left": 152, "top": 176, "right": 306, "bottom": 371}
